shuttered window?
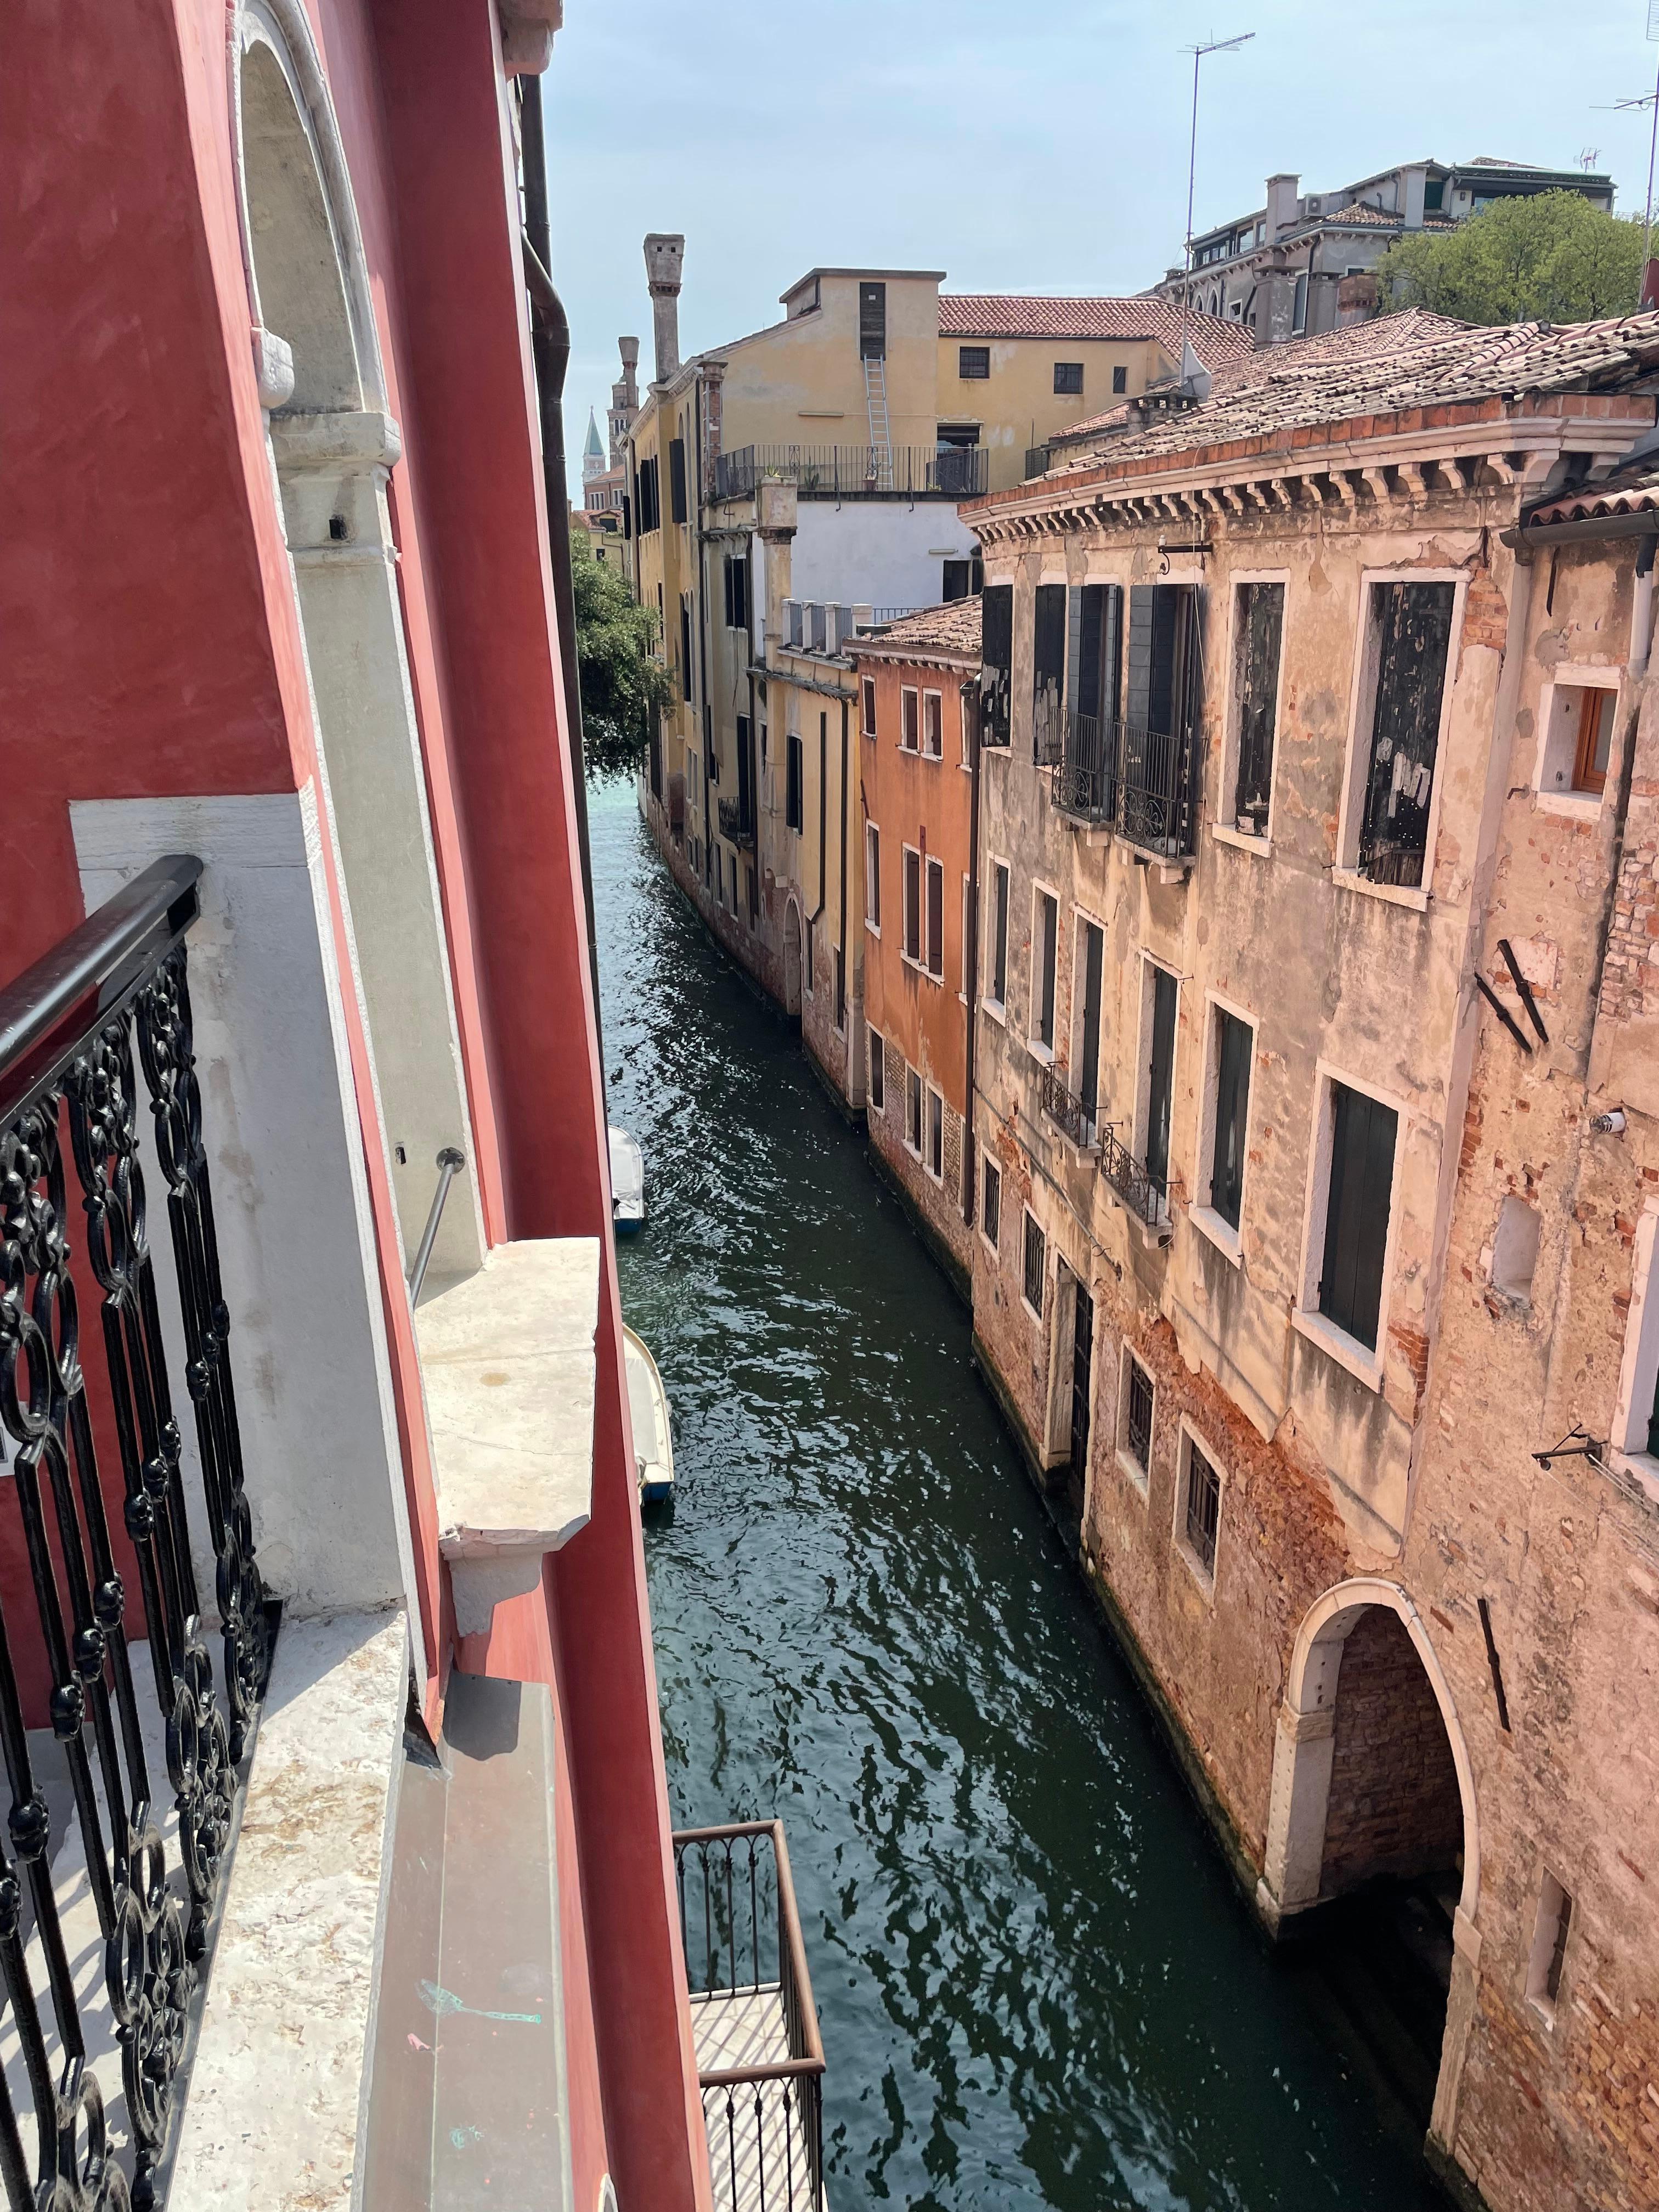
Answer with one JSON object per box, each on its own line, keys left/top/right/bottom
{"left": 901, "top": 689, "right": 919, "bottom": 752}
{"left": 1232, "top": 582, "right": 1284, "bottom": 834}
{"left": 1319, "top": 1082, "right": 1398, "bottom": 1350}
{"left": 1210, "top": 1009, "right": 1251, "bottom": 1229}
{"left": 980, "top": 585, "right": 1013, "bottom": 746}
{"left": 868, "top": 1028, "right": 884, "bottom": 1110}
{"left": 982, "top": 1160, "right": 1001, "bottom": 1249}
{"left": 865, "top": 826, "right": 880, "bottom": 926}
{"left": 1032, "top": 584, "right": 1067, "bottom": 760}
{"left": 906, "top": 1068, "right": 923, "bottom": 1152}
{"left": 928, "top": 1090, "right": 943, "bottom": 1178}
{"left": 1357, "top": 582, "right": 1455, "bottom": 888}
{"left": 923, "top": 692, "right": 943, "bottom": 757}
{"left": 1023, "top": 1212, "right": 1046, "bottom": 1314}
{"left": 668, "top": 437, "right": 688, "bottom": 524}
{"left": 991, "top": 864, "right": 1009, "bottom": 1005}
{"left": 1184, "top": 1442, "right": 1221, "bottom": 1577}
{"left": 861, "top": 676, "right": 877, "bottom": 737}
{"left": 1144, "top": 966, "right": 1177, "bottom": 1197}
{"left": 786, "top": 733, "right": 804, "bottom": 831}
{"left": 723, "top": 555, "right": 749, "bottom": 630}
{"left": 1077, "top": 921, "right": 1104, "bottom": 1119}
{"left": 1034, "top": 891, "right": 1058, "bottom": 1050}
{"left": 903, "top": 848, "right": 921, "bottom": 961}
{"left": 926, "top": 858, "right": 944, "bottom": 978}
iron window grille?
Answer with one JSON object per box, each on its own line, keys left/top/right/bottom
{"left": 1232, "top": 581, "right": 1283, "bottom": 836}
{"left": 1111, "top": 365, "right": 1128, "bottom": 393}
{"left": 982, "top": 1159, "right": 1001, "bottom": 1249}
{"left": 1053, "top": 361, "right": 1084, "bottom": 395}
{"left": 1184, "top": 1442, "right": 1221, "bottom": 1576}
{"left": 868, "top": 1030, "right": 884, "bottom": 1111}
{"left": 958, "top": 346, "right": 990, "bottom": 379}
{"left": 1022, "top": 1212, "right": 1046, "bottom": 1314}
{"left": 1356, "top": 581, "right": 1455, "bottom": 889}
{"left": 906, "top": 1069, "right": 923, "bottom": 1154}
{"left": 1125, "top": 1356, "right": 1154, "bottom": 1472}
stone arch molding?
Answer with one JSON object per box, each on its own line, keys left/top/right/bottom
{"left": 1262, "top": 1575, "right": 1481, "bottom": 1927}
{"left": 226, "top": 0, "right": 486, "bottom": 1282}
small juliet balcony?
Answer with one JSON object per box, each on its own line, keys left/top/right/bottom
{"left": 675, "top": 1821, "right": 826, "bottom": 2212}
{"left": 1041, "top": 1060, "right": 1098, "bottom": 1151}
{"left": 1047, "top": 711, "right": 1200, "bottom": 861}
{"left": 718, "top": 797, "right": 757, "bottom": 851}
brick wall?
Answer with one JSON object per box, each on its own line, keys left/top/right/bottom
{"left": 1321, "top": 1606, "right": 1464, "bottom": 1893}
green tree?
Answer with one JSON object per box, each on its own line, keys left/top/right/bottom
{"left": 570, "top": 532, "right": 673, "bottom": 780}
{"left": 1375, "top": 191, "right": 1644, "bottom": 326}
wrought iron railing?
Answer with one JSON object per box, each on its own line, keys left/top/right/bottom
{"left": 716, "top": 797, "right": 755, "bottom": 849}
{"left": 1115, "top": 718, "right": 1199, "bottom": 858}
{"left": 0, "top": 853, "right": 273, "bottom": 2210}
{"left": 1053, "top": 709, "right": 1116, "bottom": 822}
{"left": 1099, "top": 1122, "right": 1169, "bottom": 1232}
{"left": 712, "top": 444, "right": 987, "bottom": 504}
{"left": 1040, "top": 1062, "right": 1097, "bottom": 1149}
{"left": 675, "top": 1820, "right": 825, "bottom": 2211}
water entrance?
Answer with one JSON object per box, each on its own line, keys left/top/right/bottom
{"left": 596, "top": 782, "right": 1446, "bottom": 2211}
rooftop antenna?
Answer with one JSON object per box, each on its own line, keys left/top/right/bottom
{"left": 1607, "top": 2, "right": 1659, "bottom": 303}
{"left": 1181, "top": 31, "right": 1255, "bottom": 371}
{"left": 1579, "top": 146, "right": 1601, "bottom": 172}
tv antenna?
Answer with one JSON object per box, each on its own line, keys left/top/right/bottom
{"left": 1180, "top": 31, "right": 1255, "bottom": 360}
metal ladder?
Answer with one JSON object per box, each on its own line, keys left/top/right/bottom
{"left": 863, "top": 353, "right": 892, "bottom": 489}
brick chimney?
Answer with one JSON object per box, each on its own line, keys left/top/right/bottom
{"left": 644, "top": 234, "right": 685, "bottom": 385}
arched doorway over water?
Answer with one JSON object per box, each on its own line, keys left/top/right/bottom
{"left": 782, "top": 899, "right": 803, "bottom": 1019}
{"left": 1264, "top": 1579, "right": 1480, "bottom": 2151}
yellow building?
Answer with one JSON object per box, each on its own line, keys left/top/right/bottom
{"left": 937, "top": 296, "right": 1256, "bottom": 492}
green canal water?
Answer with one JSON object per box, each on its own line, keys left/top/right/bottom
{"left": 595, "top": 780, "right": 1443, "bottom": 2212}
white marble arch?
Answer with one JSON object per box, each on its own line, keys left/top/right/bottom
{"left": 230, "top": 0, "right": 487, "bottom": 1286}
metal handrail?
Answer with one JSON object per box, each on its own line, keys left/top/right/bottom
{"left": 408, "top": 1146, "right": 467, "bottom": 1301}
{"left": 1040, "top": 1061, "right": 1097, "bottom": 1149}
{"left": 712, "top": 443, "right": 988, "bottom": 503}
{"left": 1100, "top": 1121, "right": 1169, "bottom": 1230}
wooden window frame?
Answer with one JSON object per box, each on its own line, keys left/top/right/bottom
{"left": 926, "top": 1087, "right": 944, "bottom": 1182}
{"left": 1191, "top": 991, "right": 1256, "bottom": 1264}
{"left": 1118, "top": 1346, "right": 1154, "bottom": 1497}
{"left": 900, "top": 686, "right": 920, "bottom": 753}
{"left": 1533, "top": 668, "right": 1621, "bottom": 815}
{"left": 905, "top": 1065, "right": 924, "bottom": 1155}
{"left": 922, "top": 689, "right": 944, "bottom": 759}
{"left": 864, "top": 822, "right": 881, "bottom": 932}
{"left": 1610, "top": 1197, "right": 1659, "bottom": 1506}
{"left": 1292, "top": 1060, "right": 1409, "bottom": 1391}
{"left": 985, "top": 859, "right": 1010, "bottom": 1018}
{"left": 868, "top": 1026, "right": 885, "bottom": 1112}
{"left": 901, "top": 843, "right": 922, "bottom": 965}
{"left": 1215, "top": 572, "right": 1289, "bottom": 854}
{"left": 1030, "top": 883, "right": 1059, "bottom": 1061}
{"left": 981, "top": 1156, "right": 1001, "bottom": 1254}
{"left": 860, "top": 674, "right": 878, "bottom": 738}
{"left": 924, "top": 855, "right": 945, "bottom": 981}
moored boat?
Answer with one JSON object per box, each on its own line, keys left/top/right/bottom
{"left": 623, "top": 1323, "right": 675, "bottom": 1504}
{"left": 608, "top": 1123, "right": 645, "bottom": 1233}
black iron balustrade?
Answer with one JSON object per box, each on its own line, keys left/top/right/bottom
{"left": 0, "top": 853, "right": 273, "bottom": 2211}
{"left": 712, "top": 444, "right": 987, "bottom": 504}
{"left": 1040, "top": 1062, "right": 1096, "bottom": 1150}
{"left": 716, "top": 797, "right": 755, "bottom": 850}
{"left": 674, "top": 1820, "right": 825, "bottom": 2211}
{"left": 1052, "top": 709, "right": 1116, "bottom": 823}
{"left": 1099, "top": 1122, "right": 1169, "bottom": 1233}
{"left": 1113, "top": 718, "right": 1199, "bottom": 859}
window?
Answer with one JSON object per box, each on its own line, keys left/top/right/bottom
{"left": 926, "top": 856, "right": 944, "bottom": 978}
{"left": 1053, "top": 360, "right": 1084, "bottom": 395}
{"left": 1122, "top": 1353, "right": 1153, "bottom": 1478}
{"left": 943, "top": 556, "right": 981, "bottom": 603}
{"left": 1526, "top": 1874, "right": 1573, "bottom": 2020}
{"left": 1111, "top": 365, "right": 1127, "bottom": 394}
{"left": 989, "top": 862, "right": 1009, "bottom": 1008}
{"left": 922, "top": 691, "right": 943, "bottom": 758}
{"left": 927, "top": 1089, "right": 943, "bottom": 1180}
{"left": 723, "top": 555, "right": 749, "bottom": 631}
{"left": 1032, "top": 890, "right": 1058, "bottom": 1053}
{"left": 635, "top": 454, "right": 661, "bottom": 533}
{"left": 906, "top": 1066, "right": 923, "bottom": 1153}
{"left": 1317, "top": 1081, "right": 1398, "bottom": 1352}
{"left": 1537, "top": 678, "right": 1617, "bottom": 803}
{"left": 900, "top": 688, "right": 919, "bottom": 752}
{"left": 1182, "top": 1436, "right": 1221, "bottom": 1579}
{"left": 1022, "top": 1211, "right": 1046, "bottom": 1316}
{"left": 868, "top": 1028, "right": 885, "bottom": 1110}
{"left": 865, "top": 824, "right": 881, "bottom": 927}
{"left": 859, "top": 281, "right": 887, "bottom": 359}
{"left": 1032, "top": 583, "right": 1066, "bottom": 760}
{"left": 861, "top": 675, "right": 877, "bottom": 737}
{"left": 902, "top": 847, "right": 921, "bottom": 961}
{"left": 669, "top": 436, "right": 688, "bottom": 524}
{"left": 1073, "top": 918, "right": 1104, "bottom": 1121}
{"left": 785, "top": 733, "right": 804, "bottom": 831}
{"left": 679, "top": 597, "right": 693, "bottom": 706}
{"left": 1139, "top": 962, "right": 1178, "bottom": 1199}
{"left": 961, "top": 876, "right": 972, "bottom": 995}
{"left": 1352, "top": 580, "right": 1456, "bottom": 888}
{"left": 1291, "top": 272, "right": 1308, "bottom": 334}
{"left": 982, "top": 1158, "right": 1001, "bottom": 1249}
{"left": 980, "top": 584, "right": 1013, "bottom": 747}
{"left": 959, "top": 345, "right": 990, "bottom": 379}
{"left": 1490, "top": 1194, "right": 1541, "bottom": 1302}
{"left": 1207, "top": 1008, "right": 1252, "bottom": 1232}
{"left": 1230, "top": 582, "right": 1284, "bottom": 837}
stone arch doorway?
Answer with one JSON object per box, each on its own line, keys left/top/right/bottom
{"left": 232, "top": 1, "right": 483, "bottom": 1282}
{"left": 782, "top": 899, "right": 803, "bottom": 1019}
{"left": 1264, "top": 1578, "right": 1480, "bottom": 2147}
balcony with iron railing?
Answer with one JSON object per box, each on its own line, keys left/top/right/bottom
{"left": 1040, "top": 1061, "right": 1097, "bottom": 1150}
{"left": 1099, "top": 1122, "right": 1170, "bottom": 1235}
{"left": 1047, "top": 711, "right": 1200, "bottom": 860}
{"left": 718, "top": 797, "right": 756, "bottom": 850}
{"left": 712, "top": 445, "right": 987, "bottom": 504}
{"left": 675, "top": 1821, "right": 825, "bottom": 2212}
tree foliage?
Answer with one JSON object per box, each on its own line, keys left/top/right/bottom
{"left": 571, "top": 532, "right": 673, "bottom": 781}
{"left": 1374, "top": 191, "right": 1644, "bottom": 328}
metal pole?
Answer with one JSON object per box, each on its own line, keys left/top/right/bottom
{"left": 408, "top": 1147, "right": 466, "bottom": 1302}
{"left": 1646, "top": 47, "right": 1659, "bottom": 294}
{"left": 1182, "top": 42, "right": 1201, "bottom": 354}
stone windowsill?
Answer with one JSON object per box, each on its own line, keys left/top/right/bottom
{"left": 1330, "top": 865, "right": 1431, "bottom": 914}
{"left": 1188, "top": 1203, "right": 1244, "bottom": 1268}
{"left": 415, "top": 1238, "right": 600, "bottom": 1635}
{"left": 1291, "top": 1304, "right": 1384, "bottom": 1393}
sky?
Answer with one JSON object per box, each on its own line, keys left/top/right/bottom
{"left": 544, "top": 0, "right": 1659, "bottom": 485}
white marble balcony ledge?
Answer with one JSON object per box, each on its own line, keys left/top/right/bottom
{"left": 414, "top": 1238, "right": 601, "bottom": 1637}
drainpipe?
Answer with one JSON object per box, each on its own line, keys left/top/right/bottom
{"left": 518, "top": 76, "right": 603, "bottom": 1073}
{"left": 962, "top": 676, "right": 981, "bottom": 1229}
{"left": 1590, "top": 534, "right": 1658, "bottom": 1014}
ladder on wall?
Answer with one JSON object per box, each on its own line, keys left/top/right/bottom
{"left": 863, "top": 354, "right": 892, "bottom": 490}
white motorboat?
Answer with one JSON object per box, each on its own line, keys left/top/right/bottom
{"left": 608, "top": 1124, "right": 645, "bottom": 1233}
{"left": 623, "top": 1324, "right": 675, "bottom": 1505}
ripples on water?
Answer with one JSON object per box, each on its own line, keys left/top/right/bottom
{"left": 594, "top": 783, "right": 1441, "bottom": 2212}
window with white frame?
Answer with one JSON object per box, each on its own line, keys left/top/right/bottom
{"left": 1197, "top": 1002, "right": 1254, "bottom": 1239}
{"left": 982, "top": 1157, "right": 1001, "bottom": 1250}
{"left": 1031, "top": 889, "right": 1058, "bottom": 1054}
{"left": 961, "top": 875, "right": 972, "bottom": 996}
{"left": 1306, "top": 1076, "right": 1399, "bottom": 1356}
{"left": 1070, "top": 915, "right": 1105, "bottom": 1125}
{"left": 925, "top": 857, "right": 944, "bottom": 979}
{"left": 1536, "top": 674, "right": 1618, "bottom": 805}
{"left": 902, "top": 845, "right": 921, "bottom": 962}
{"left": 1135, "top": 958, "right": 1179, "bottom": 1203}
{"left": 1178, "top": 1430, "right": 1221, "bottom": 1582}
{"left": 905, "top": 1066, "right": 923, "bottom": 1154}
{"left": 1345, "top": 579, "right": 1457, "bottom": 890}
{"left": 1022, "top": 1210, "right": 1046, "bottom": 1315}
{"left": 923, "top": 690, "right": 943, "bottom": 758}
{"left": 861, "top": 674, "right": 878, "bottom": 738}
{"left": 987, "top": 862, "right": 1009, "bottom": 1010}
{"left": 1226, "top": 580, "right": 1285, "bottom": 838}
{"left": 1612, "top": 1198, "right": 1659, "bottom": 1489}
{"left": 865, "top": 824, "right": 881, "bottom": 928}
{"left": 1120, "top": 1350, "right": 1154, "bottom": 1484}
{"left": 868, "top": 1027, "right": 885, "bottom": 1111}
{"left": 900, "top": 687, "right": 919, "bottom": 752}
{"left": 927, "top": 1088, "right": 944, "bottom": 1180}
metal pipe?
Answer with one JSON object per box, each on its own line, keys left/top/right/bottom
{"left": 518, "top": 77, "right": 605, "bottom": 1080}
{"left": 408, "top": 1146, "right": 466, "bottom": 1302}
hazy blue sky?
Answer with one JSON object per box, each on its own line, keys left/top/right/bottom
{"left": 544, "top": 0, "right": 1659, "bottom": 482}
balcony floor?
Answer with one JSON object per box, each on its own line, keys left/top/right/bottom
{"left": 693, "top": 1986, "right": 821, "bottom": 2212}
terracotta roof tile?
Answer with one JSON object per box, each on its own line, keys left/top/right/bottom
{"left": 939, "top": 295, "right": 1255, "bottom": 366}
{"left": 853, "top": 597, "right": 983, "bottom": 661}
{"left": 1526, "top": 452, "right": 1659, "bottom": 525}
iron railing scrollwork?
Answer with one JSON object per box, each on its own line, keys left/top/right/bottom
{"left": 0, "top": 855, "right": 272, "bottom": 2211}
{"left": 1099, "top": 1122, "right": 1169, "bottom": 1233}
{"left": 1047, "top": 712, "right": 1199, "bottom": 857}
{"left": 1040, "top": 1063, "right": 1096, "bottom": 1150}
{"left": 674, "top": 1820, "right": 825, "bottom": 2211}
{"left": 716, "top": 798, "right": 755, "bottom": 850}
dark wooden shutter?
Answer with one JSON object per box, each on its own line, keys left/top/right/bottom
{"left": 1125, "top": 585, "right": 1156, "bottom": 731}
{"left": 1210, "top": 1010, "right": 1251, "bottom": 1228}
{"left": 1234, "top": 582, "right": 1284, "bottom": 832}
{"left": 786, "top": 734, "right": 803, "bottom": 830}
{"left": 1064, "top": 586, "right": 1084, "bottom": 717}
{"left": 904, "top": 850, "right": 920, "bottom": 960}
{"left": 736, "top": 713, "right": 753, "bottom": 823}
{"left": 669, "top": 437, "right": 688, "bottom": 524}
{"left": 1070, "top": 1285, "right": 1094, "bottom": 1476}
{"left": 1039, "top": 895, "right": 1057, "bottom": 1048}
{"left": 927, "top": 861, "right": 944, "bottom": 977}
{"left": 1080, "top": 923, "right": 1104, "bottom": 1118}
{"left": 993, "top": 867, "right": 1008, "bottom": 1001}
{"left": 981, "top": 584, "right": 1013, "bottom": 744}
{"left": 1145, "top": 967, "right": 1177, "bottom": 1194}
{"left": 1358, "top": 582, "right": 1455, "bottom": 887}
{"left": 1319, "top": 1084, "right": 1398, "bottom": 1348}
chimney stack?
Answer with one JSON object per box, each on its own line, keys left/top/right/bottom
{"left": 1265, "top": 172, "right": 1300, "bottom": 241}
{"left": 618, "top": 335, "right": 639, "bottom": 409}
{"left": 1400, "top": 163, "right": 1428, "bottom": 231}
{"left": 644, "top": 234, "right": 685, "bottom": 384}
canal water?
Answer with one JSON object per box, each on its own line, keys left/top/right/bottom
{"left": 595, "top": 781, "right": 1443, "bottom": 2212}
